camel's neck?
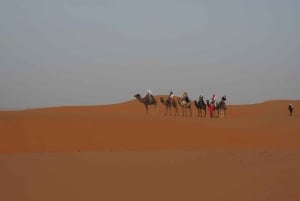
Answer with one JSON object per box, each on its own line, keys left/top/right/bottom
{"left": 136, "top": 97, "right": 144, "bottom": 103}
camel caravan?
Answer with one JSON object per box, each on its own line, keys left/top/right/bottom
{"left": 134, "top": 90, "right": 227, "bottom": 118}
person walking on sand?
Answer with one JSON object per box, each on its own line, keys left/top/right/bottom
{"left": 288, "top": 104, "right": 294, "bottom": 116}
{"left": 209, "top": 100, "right": 215, "bottom": 118}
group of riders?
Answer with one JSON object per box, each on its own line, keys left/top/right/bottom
{"left": 146, "top": 89, "right": 227, "bottom": 117}
{"left": 146, "top": 89, "right": 226, "bottom": 105}
{"left": 145, "top": 89, "right": 295, "bottom": 117}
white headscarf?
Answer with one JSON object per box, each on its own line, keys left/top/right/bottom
{"left": 147, "top": 89, "right": 152, "bottom": 95}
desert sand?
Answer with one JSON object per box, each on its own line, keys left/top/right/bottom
{"left": 0, "top": 97, "right": 299, "bottom": 201}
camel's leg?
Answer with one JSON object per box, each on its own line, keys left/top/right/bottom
{"left": 214, "top": 109, "right": 219, "bottom": 118}
{"left": 220, "top": 110, "right": 223, "bottom": 119}
{"left": 169, "top": 106, "right": 172, "bottom": 116}
{"left": 212, "top": 110, "right": 215, "bottom": 118}
{"left": 145, "top": 104, "right": 148, "bottom": 114}
{"left": 174, "top": 106, "right": 178, "bottom": 116}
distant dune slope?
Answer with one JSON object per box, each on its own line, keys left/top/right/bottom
{"left": 0, "top": 98, "right": 299, "bottom": 153}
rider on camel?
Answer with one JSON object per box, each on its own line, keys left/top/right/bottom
{"left": 182, "top": 91, "right": 191, "bottom": 104}
{"left": 212, "top": 94, "right": 217, "bottom": 104}
{"left": 221, "top": 95, "right": 226, "bottom": 101}
{"left": 147, "top": 89, "right": 154, "bottom": 103}
{"left": 167, "top": 91, "right": 174, "bottom": 105}
{"left": 199, "top": 94, "right": 204, "bottom": 103}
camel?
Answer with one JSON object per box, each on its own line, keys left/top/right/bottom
{"left": 218, "top": 100, "right": 227, "bottom": 119}
{"left": 134, "top": 94, "right": 157, "bottom": 113}
{"left": 194, "top": 99, "right": 206, "bottom": 118}
{"left": 160, "top": 97, "right": 178, "bottom": 116}
{"left": 178, "top": 97, "right": 192, "bottom": 117}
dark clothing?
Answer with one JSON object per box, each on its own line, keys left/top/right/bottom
{"left": 288, "top": 105, "right": 294, "bottom": 116}
{"left": 199, "top": 97, "right": 204, "bottom": 103}
{"left": 183, "top": 96, "right": 190, "bottom": 103}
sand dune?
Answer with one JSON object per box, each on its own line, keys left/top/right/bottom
{"left": 0, "top": 98, "right": 299, "bottom": 153}
{"left": 1, "top": 150, "right": 300, "bottom": 201}
{"left": 0, "top": 98, "right": 300, "bottom": 201}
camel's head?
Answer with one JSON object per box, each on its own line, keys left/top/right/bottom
{"left": 194, "top": 100, "right": 198, "bottom": 107}
{"left": 134, "top": 94, "right": 141, "bottom": 99}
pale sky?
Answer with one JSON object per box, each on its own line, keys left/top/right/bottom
{"left": 1, "top": 0, "right": 299, "bottom": 108}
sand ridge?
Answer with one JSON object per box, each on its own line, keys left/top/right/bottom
{"left": 0, "top": 98, "right": 299, "bottom": 153}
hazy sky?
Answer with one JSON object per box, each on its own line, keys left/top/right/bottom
{"left": 1, "top": 0, "right": 299, "bottom": 108}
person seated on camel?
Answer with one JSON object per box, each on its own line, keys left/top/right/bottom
{"left": 221, "top": 95, "right": 226, "bottom": 101}
{"left": 198, "top": 94, "right": 204, "bottom": 103}
{"left": 182, "top": 91, "right": 191, "bottom": 105}
{"left": 167, "top": 91, "right": 174, "bottom": 105}
{"left": 146, "top": 89, "right": 154, "bottom": 103}
{"left": 219, "top": 95, "right": 227, "bottom": 110}
{"left": 211, "top": 93, "right": 217, "bottom": 104}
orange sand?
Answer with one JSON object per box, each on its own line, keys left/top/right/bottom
{"left": 0, "top": 98, "right": 299, "bottom": 201}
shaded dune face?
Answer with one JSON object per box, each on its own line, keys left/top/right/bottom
{"left": 0, "top": 98, "right": 299, "bottom": 153}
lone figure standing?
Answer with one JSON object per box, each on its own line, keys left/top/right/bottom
{"left": 288, "top": 104, "right": 294, "bottom": 116}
